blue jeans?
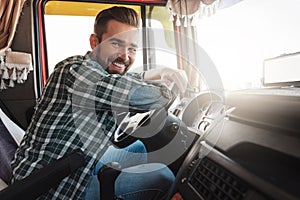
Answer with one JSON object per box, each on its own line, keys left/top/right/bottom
{"left": 85, "top": 140, "right": 175, "bottom": 200}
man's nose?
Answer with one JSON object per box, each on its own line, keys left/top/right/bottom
{"left": 118, "top": 48, "right": 130, "bottom": 61}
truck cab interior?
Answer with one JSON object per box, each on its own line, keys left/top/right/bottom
{"left": 0, "top": 0, "right": 299, "bottom": 199}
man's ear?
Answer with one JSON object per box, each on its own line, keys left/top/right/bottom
{"left": 89, "top": 34, "right": 99, "bottom": 49}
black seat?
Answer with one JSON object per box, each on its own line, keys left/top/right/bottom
{"left": 0, "top": 149, "right": 86, "bottom": 200}
{"left": 1, "top": 148, "right": 156, "bottom": 200}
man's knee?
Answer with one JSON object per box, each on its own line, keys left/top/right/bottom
{"left": 124, "top": 140, "right": 147, "bottom": 153}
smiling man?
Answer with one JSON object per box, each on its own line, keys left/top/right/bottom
{"left": 90, "top": 19, "right": 138, "bottom": 75}
{"left": 11, "top": 6, "right": 188, "bottom": 199}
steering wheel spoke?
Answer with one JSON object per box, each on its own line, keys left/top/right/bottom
{"left": 113, "top": 95, "right": 177, "bottom": 148}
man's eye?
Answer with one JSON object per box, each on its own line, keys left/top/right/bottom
{"left": 111, "top": 42, "right": 120, "bottom": 48}
{"left": 128, "top": 48, "right": 136, "bottom": 54}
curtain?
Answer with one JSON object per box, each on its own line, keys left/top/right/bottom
{"left": 167, "top": 0, "right": 221, "bottom": 27}
{"left": 167, "top": 0, "right": 243, "bottom": 27}
{"left": 0, "top": 0, "right": 26, "bottom": 55}
{"left": 0, "top": 0, "right": 32, "bottom": 90}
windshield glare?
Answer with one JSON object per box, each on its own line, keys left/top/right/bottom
{"left": 197, "top": 0, "right": 300, "bottom": 91}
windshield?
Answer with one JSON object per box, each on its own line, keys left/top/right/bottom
{"left": 197, "top": 0, "right": 300, "bottom": 91}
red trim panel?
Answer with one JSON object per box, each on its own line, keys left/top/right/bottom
{"left": 38, "top": 0, "right": 47, "bottom": 87}
{"left": 116, "top": 0, "right": 166, "bottom": 5}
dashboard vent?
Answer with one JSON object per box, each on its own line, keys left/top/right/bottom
{"left": 189, "top": 157, "right": 248, "bottom": 200}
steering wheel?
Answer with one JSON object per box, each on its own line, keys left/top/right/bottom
{"left": 113, "top": 92, "right": 177, "bottom": 148}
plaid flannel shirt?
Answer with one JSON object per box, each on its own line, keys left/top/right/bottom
{"left": 11, "top": 52, "right": 174, "bottom": 199}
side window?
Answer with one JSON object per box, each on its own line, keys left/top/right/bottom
{"left": 44, "top": 14, "right": 94, "bottom": 74}
{"left": 43, "top": 2, "right": 176, "bottom": 76}
{"left": 44, "top": 2, "right": 141, "bottom": 75}
{"left": 145, "top": 6, "right": 177, "bottom": 71}
{"left": 129, "top": 18, "right": 177, "bottom": 73}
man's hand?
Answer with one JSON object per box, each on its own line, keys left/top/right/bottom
{"left": 143, "top": 68, "right": 188, "bottom": 93}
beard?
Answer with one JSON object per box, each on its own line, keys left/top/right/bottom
{"left": 93, "top": 49, "right": 130, "bottom": 75}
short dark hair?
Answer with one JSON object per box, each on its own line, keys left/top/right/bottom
{"left": 94, "top": 6, "right": 139, "bottom": 42}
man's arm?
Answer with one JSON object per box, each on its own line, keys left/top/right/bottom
{"left": 67, "top": 62, "right": 174, "bottom": 112}
{"left": 143, "top": 68, "right": 188, "bottom": 93}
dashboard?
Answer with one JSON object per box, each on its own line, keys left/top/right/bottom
{"left": 167, "top": 89, "right": 300, "bottom": 200}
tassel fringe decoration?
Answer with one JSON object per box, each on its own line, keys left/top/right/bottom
{"left": 0, "top": 50, "right": 33, "bottom": 91}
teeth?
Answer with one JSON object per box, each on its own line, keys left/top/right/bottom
{"left": 113, "top": 62, "right": 125, "bottom": 68}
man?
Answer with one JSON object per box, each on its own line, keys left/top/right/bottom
{"left": 11, "top": 6, "right": 188, "bottom": 199}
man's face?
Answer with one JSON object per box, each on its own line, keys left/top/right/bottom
{"left": 92, "top": 20, "right": 138, "bottom": 75}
